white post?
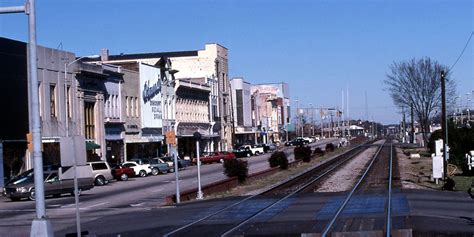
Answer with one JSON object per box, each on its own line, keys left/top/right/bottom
{"left": 0, "top": 142, "right": 3, "bottom": 189}
{"left": 196, "top": 139, "right": 203, "bottom": 199}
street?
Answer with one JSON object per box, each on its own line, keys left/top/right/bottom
{"left": 0, "top": 139, "right": 338, "bottom": 236}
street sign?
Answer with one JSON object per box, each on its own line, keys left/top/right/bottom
{"left": 166, "top": 131, "right": 176, "bottom": 146}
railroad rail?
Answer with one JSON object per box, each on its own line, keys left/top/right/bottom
{"left": 163, "top": 140, "right": 379, "bottom": 237}
{"left": 320, "top": 141, "right": 394, "bottom": 237}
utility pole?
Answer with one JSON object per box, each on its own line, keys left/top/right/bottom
{"left": 441, "top": 71, "right": 448, "bottom": 180}
{"left": 402, "top": 106, "right": 406, "bottom": 143}
{"left": 0, "top": 2, "right": 54, "bottom": 236}
{"left": 411, "top": 103, "right": 415, "bottom": 143}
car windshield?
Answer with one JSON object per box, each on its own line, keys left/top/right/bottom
{"left": 8, "top": 169, "right": 34, "bottom": 185}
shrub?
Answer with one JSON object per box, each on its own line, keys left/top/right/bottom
{"left": 313, "top": 147, "right": 325, "bottom": 157}
{"left": 295, "top": 146, "right": 312, "bottom": 162}
{"left": 268, "top": 151, "right": 288, "bottom": 169}
{"left": 325, "top": 143, "right": 335, "bottom": 152}
{"left": 223, "top": 159, "right": 248, "bottom": 182}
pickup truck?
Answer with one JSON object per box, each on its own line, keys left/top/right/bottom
{"left": 239, "top": 144, "right": 264, "bottom": 156}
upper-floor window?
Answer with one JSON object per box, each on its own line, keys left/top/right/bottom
{"left": 125, "top": 96, "right": 129, "bottom": 117}
{"left": 66, "top": 86, "right": 72, "bottom": 119}
{"left": 50, "top": 84, "right": 57, "bottom": 118}
{"left": 135, "top": 97, "right": 139, "bottom": 118}
{"left": 84, "top": 102, "right": 95, "bottom": 139}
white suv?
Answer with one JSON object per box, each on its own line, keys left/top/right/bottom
{"left": 122, "top": 161, "right": 152, "bottom": 177}
{"left": 87, "top": 161, "right": 114, "bottom": 186}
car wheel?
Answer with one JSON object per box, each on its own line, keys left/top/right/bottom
{"left": 95, "top": 176, "right": 106, "bottom": 186}
{"left": 139, "top": 170, "right": 147, "bottom": 177}
{"left": 28, "top": 188, "right": 35, "bottom": 201}
{"left": 120, "top": 173, "right": 129, "bottom": 181}
{"left": 220, "top": 158, "right": 224, "bottom": 163}
{"left": 10, "top": 197, "right": 21, "bottom": 201}
{"left": 246, "top": 153, "right": 251, "bottom": 157}
{"left": 255, "top": 151, "right": 260, "bottom": 156}
{"left": 151, "top": 168, "right": 159, "bottom": 176}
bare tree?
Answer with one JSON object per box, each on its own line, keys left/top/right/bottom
{"left": 384, "top": 57, "right": 456, "bottom": 146}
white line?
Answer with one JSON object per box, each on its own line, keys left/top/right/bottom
{"left": 152, "top": 188, "right": 164, "bottom": 193}
{"left": 62, "top": 202, "right": 82, "bottom": 208}
{"left": 130, "top": 202, "right": 146, "bottom": 207}
{"left": 83, "top": 202, "right": 108, "bottom": 209}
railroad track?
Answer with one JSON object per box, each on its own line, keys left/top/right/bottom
{"left": 163, "top": 140, "right": 381, "bottom": 237}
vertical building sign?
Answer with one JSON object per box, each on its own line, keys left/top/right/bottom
{"left": 139, "top": 63, "right": 163, "bottom": 129}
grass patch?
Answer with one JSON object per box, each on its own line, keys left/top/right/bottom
{"left": 451, "top": 175, "right": 474, "bottom": 192}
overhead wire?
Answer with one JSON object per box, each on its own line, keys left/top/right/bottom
{"left": 449, "top": 31, "right": 473, "bottom": 71}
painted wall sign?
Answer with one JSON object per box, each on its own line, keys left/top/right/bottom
{"left": 139, "top": 63, "right": 163, "bottom": 129}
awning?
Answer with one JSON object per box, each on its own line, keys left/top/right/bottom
{"left": 86, "top": 141, "right": 101, "bottom": 150}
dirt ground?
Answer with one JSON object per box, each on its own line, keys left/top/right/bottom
{"left": 396, "top": 147, "right": 441, "bottom": 190}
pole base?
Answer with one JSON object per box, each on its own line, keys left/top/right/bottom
{"left": 31, "top": 218, "right": 53, "bottom": 237}
{"left": 196, "top": 191, "right": 204, "bottom": 200}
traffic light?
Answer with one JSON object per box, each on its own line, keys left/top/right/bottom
{"left": 26, "top": 132, "right": 33, "bottom": 152}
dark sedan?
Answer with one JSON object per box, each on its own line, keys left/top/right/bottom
{"left": 233, "top": 147, "right": 253, "bottom": 158}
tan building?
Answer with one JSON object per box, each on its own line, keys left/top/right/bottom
{"left": 90, "top": 43, "right": 233, "bottom": 151}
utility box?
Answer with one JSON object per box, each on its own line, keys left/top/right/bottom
{"left": 467, "top": 150, "right": 474, "bottom": 171}
{"left": 432, "top": 154, "right": 443, "bottom": 179}
{"left": 435, "top": 139, "right": 443, "bottom": 156}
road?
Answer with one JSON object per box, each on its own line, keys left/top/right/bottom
{"left": 0, "top": 138, "right": 339, "bottom": 236}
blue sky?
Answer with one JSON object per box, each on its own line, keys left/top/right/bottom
{"left": 1, "top": 0, "right": 472, "bottom": 124}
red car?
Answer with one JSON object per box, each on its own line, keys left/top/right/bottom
{"left": 111, "top": 165, "right": 135, "bottom": 181}
{"left": 194, "top": 152, "right": 236, "bottom": 164}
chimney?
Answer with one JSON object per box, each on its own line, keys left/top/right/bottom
{"left": 101, "top": 48, "right": 109, "bottom": 61}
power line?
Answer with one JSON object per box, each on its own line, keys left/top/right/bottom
{"left": 449, "top": 31, "right": 474, "bottom": 71}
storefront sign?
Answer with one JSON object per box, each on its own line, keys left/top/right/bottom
{"left": 139, "top": 63, "right": 163, "bottom": 129}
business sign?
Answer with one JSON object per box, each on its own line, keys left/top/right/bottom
{"left": 250, "top": 83, "right": 289, "bottom": 98}
{"left": 139, "top": 63, "right": 162, "bottom": 129}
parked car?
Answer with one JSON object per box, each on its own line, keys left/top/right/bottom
{"left": 3, "top": 167, "right": 94, "bottom": 201}
{"left": 111, "top": 164, "right": 135, "bottom": 181}
{"left": 87, "top": 161, "right": 114, "bottom": 186}
{"left": 130, "top": 158, "right": 170, "bottom": 175}
{"left": 150, "top": 158, "right": 171, "bottom": 174}
{"left": 122, "top": 161, "right": 152, "bottom": 177}
{"left": 233, "top": 147, "right": 253, "bottom": 158}
{"left": 160, "top": 156, "right": 190, "bottom": 172}
{"left": 239, "top": 144, "right": 264, "bottom": 156}
{"left": 285, "top": 138, "right": 308, "bottom": 146}
{"left": 267, "top": 143, "right": 278, "bottom": 152}
{"left": 194, "top": 152, "right": 236, "bottom": 164}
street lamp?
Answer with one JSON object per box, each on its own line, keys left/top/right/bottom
{"left": 193, "top": 132, "right": 203, "bottom": 199}
{"left": 64, "top": 54, "right": 99, "bottom": 237}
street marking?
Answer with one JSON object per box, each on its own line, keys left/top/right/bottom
{"left": 130, "top": 202, "right": 146, "bottom": 207}
{"left": 152, "top": 188, "right": 164, "bottom": 193}
{"left": 62, "top": 202, "right": 82, "bottom": 208}
{"left": 83, "top": 202, "right": 108, "bottom": 209}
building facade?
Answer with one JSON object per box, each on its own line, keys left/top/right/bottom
{"left": 250, "top": 83, "right": 290, "bottom": 143}
{"left": 230, "top": 77, "right": 256, "bottom": 146}
{"left": 90, "top": 43, "right": 232, "bottom": 152}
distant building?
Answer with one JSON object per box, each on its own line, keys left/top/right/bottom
{"left": 250, "top": 83, "right": 290, "bottom": 143}
{"left": 230, "top": 78, "right": 255, "bottom": 146}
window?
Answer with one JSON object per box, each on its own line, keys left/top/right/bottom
{"left": 135, "top": 97, "right": 139, "bottom": 117}
{"left": 236, "top": 89, "right": 244, "bottom": 126}
{"left": 50, "top": 84, "right": 57, "bottom": 117}
{"left": 125, "top": 96, "right": 129, "bottom": 117}
{"left": 91, "top": 163, "right": 108, "bottom": 170}
{"left": 84, "top": 102, "right": 95, "bottom": 139}
{"left": 130, "top": 96, "right": 135, "bottom": 117}
{"left": 38, "top": 82, "right": 43, "bottom": 118}
{"left": 66, "top": 86, "right": 72, "bottom": 119}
